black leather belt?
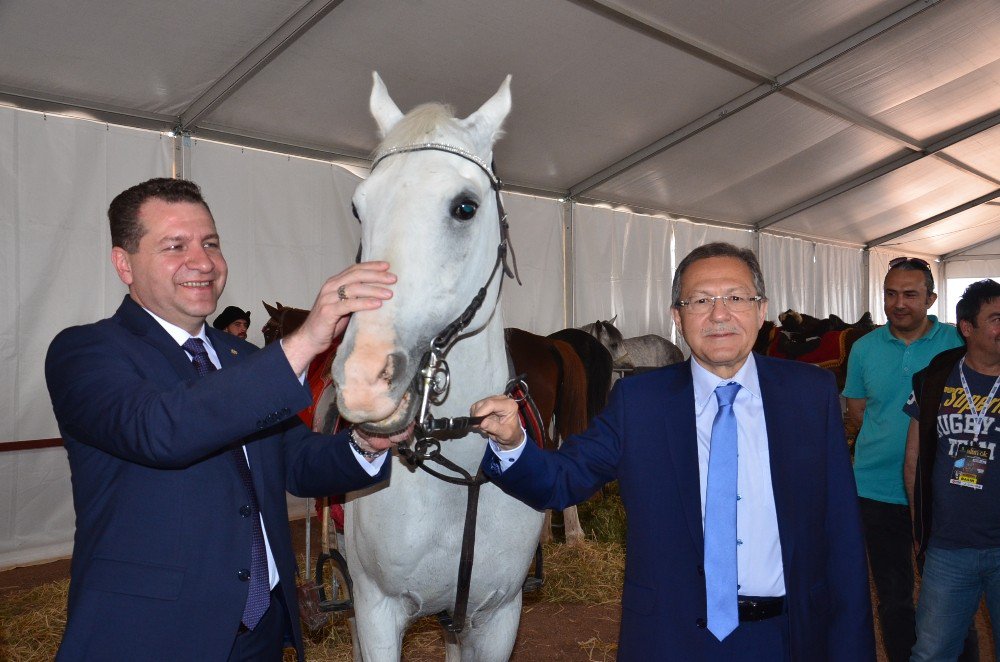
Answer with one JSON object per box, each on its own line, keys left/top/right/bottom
{"left": 737, "top": 596, "right": 785, "bottom": 622}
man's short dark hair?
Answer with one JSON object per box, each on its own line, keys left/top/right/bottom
{"left": 671, "top": 242, "right": 767, "bottom": 307}
{"left": 108, "top": 178, "right": 210, "bottom": 253}
{"left": 956, "top": 279, "right": 1000, "bottom": 330}
{"left": 887, "top": 258, "right": 935, "bottom": 295}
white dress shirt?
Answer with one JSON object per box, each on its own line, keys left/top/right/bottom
{"left": 692, "top": 354, "right": 785, "bottom": 597}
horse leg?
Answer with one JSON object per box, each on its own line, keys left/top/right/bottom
{"left": 457, "top": 592, "right": 523, "bottom": 662}
{"left": 350, "top": 587, "right": 409, "bottom": 662}
{"left": 562, "top": 505, "right": 585, "bottom": 545}
{"left": 540, "top": 510, "right": 554, "bottom": 544}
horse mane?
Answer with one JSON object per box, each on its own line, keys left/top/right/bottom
{"left": 377, "top": 103, "right": 462, "bottom": 149}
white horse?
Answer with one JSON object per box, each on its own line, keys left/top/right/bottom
{"left": 331, "top": 73, "right": 544, "bottom": 661}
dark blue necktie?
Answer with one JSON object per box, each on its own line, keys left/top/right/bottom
{"left": 182, "top": 337, "right": 271, "bottom": 629}
{"left": 704, "top": 381, "right": 741, "bottom": 641}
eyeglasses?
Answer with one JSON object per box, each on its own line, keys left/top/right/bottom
{"left": 888, "top": 256, "right": 931, "bottom": 271}
{"left": 675, "top": 294, "right": 764, "bottom": 314}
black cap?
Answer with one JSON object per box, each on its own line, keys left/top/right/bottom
{"left": 213, "top": 306, "right": 251, "bottom": 330}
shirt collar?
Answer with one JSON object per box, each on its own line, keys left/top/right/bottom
{"left": 692, "top": 352, "right": 761, "bottom": 415}
{"left": 142, "top": 307, "right": 209, "bottom": 347}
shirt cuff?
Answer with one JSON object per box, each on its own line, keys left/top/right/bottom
{"left": 488, "top": 426, "right": 528, "bottom": 473}
{"left": 350, "top": 443, "right": 389, "bottom": 476}
{"left": 278, "top": 339, "right": 309, "bottom": 384}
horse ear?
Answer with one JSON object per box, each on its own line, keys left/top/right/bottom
{"left": 263, "top": 301, "right": 279, "bottom": 318}
{"left": 610, "top": 314, "right": 618, "bottom": 326}
{"left": 370, "top": 71, "right": 404, "bottom": 137}
{"left": 461, "top": 75, "right": 512, "bottom": 152}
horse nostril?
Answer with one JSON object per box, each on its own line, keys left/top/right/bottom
{"left": 379, "top": 352, "right": 407, "bottom": 389}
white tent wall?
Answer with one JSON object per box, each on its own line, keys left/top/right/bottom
{"left": 498, "top": 194, "right": 566, "bottom": 334}
{"left": 758, "top": 235, "right": 864, "bottom": 323}
{"left": 572, "top": 206, "right": 676, "bottom": 337}
{"left": 0, "top": 103, "right": 975, "bottom": 568}
{"left": 0, "top": 110, "right": 172, "bottom": 568}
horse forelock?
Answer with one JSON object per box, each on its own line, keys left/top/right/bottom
{"left": 377, "top": 103, "right": 467, "bottom": 152}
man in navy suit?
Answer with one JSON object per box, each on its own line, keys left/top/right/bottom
{"left": 45, "top": 178, "right": 398, "bottom": 661}
{"left": 473, "top": 242, "right": 875, "bottom": 661}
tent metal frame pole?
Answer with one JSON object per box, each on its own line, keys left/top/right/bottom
{"left": 179, "top": 0, "right": 347, "bottom": 131}
{"left": 566, "top": 0, "right": 941, "bottom": 198}
{"left": 562, "top": 200, "right": 575, "bottom": 328}
{"left": 756, "top": 110, "right": 1000, "bottom": 230}
{"left": 942, "top": 234, "right": 1000, "bottom": 262}
{"left": 866, "top": 189, "right": 1000, "bottom": 249}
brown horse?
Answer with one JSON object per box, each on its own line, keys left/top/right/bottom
{"left": 505, "top": 327, "right": 590, "bottom": 544}
{"left": 262, "top": 301, "right": 338, "bottom": 432}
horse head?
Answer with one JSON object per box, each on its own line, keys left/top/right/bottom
{"left": 260, "top": 301, "right": 310, "bottom": 346}
{"left": 332, "top": 72, "right": 513, "bottom": 435}
{"left": 586, "top": 319, "right": 626, "bottom": 363}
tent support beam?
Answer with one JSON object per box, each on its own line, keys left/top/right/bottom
{"left": 866, "top": 189, "right": 1000, "bottom": 249}
{"left": 179, "top": 0, "right": 347, "bottom": 130}
{"left": 942, "top": 234, "right": 1000, "bottom": 261}
{"left": 0, "top": 85, "right": 175, "bottom": 130}
{"left": 756, "top": 110, "right": 1000, "bottom": 230}
{"left": 566, "top": 0, "right": 940, "bottom": 198}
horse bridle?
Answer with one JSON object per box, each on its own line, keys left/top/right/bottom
{"left": 365, "top": 141, "right": 522, "bottom": 471}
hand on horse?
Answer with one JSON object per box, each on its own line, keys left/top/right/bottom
{"left": 282, "top": 261, "right": 396, "bottom": 376}
{"left": 470, "top": 395, "right": 525, "bottom": 450}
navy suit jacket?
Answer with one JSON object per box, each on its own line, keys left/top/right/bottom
{"left": 45, "top": 296, "right": 389, "bottom": 661}
{"left": 484, "top": 355, "right": 874, "bottom": 661}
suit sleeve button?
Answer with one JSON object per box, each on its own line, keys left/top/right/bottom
{"left": 239, "top": 505, "right": 252, "bottom": 517}
{"left": 237, "top": 569, "right": 251, "bottom": 581}
{"left": 696, "top": 618, "right": 706, "bottom": 628}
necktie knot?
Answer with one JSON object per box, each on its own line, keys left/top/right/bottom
{"left": 714, "top": 381, "right": 741, "bottom": 408}
{"left": 182, "top": 337, "right": 216, "bottom": 377}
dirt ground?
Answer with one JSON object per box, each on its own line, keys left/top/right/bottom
{"left": 0, "top": 519, "right": 622, "bottom": 661}
{"left": 3, "top": 519, "right": 995, "bottom": 661}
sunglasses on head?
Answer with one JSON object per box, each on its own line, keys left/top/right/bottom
{"left": 888, "top": 256, "right": 931, "bottom": 271}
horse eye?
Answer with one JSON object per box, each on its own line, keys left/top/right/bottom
{"left": 451, "top": 199, "right": 478, "bottom": 221}
{"left": 351, "top": 203, "right": 360, "bottom": 222}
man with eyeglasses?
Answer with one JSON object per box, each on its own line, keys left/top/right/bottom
{"left": 843, "top": 256, "right": 964, "bottom": 662}
{"left": 472, "top": 242, "right": 874, "bottom": 661}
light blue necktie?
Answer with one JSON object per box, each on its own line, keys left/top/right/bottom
{"left": 704, "top": 381, "right": 741, "bottom": 641}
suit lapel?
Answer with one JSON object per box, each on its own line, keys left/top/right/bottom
{"left": 756, "top": 356, "right": 797, "bottom": 568}
{"left": 661, "top": 363, "right": 704, "bottom": 555}
{"left": 115, "top": 296, "right": 199, "bottom": 380}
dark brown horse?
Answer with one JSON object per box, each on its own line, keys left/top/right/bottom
{"left": 547, "top": 328, "right": 613, "bottom": 423}
{"left": 505, "top": 328, "right": 590, "bottom": 543}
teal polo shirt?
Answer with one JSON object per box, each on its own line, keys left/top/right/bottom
{"left": 842, "top": 316, "right": 963, "bottom": 504}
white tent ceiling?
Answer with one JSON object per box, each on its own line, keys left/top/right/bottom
{"left": 1, "top": 0, "right": 999, "bottom": 259}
